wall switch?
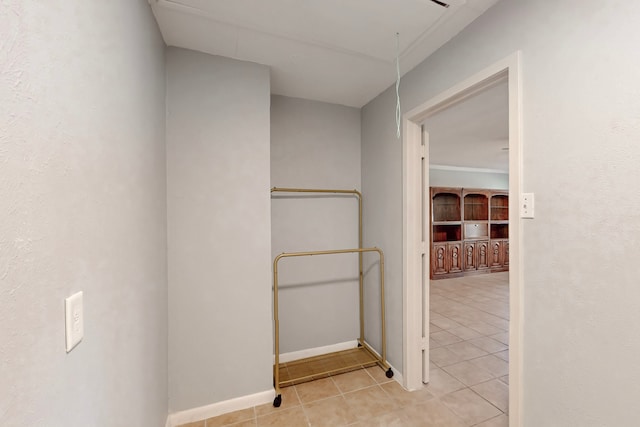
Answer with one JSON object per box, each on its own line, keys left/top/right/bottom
{"left": 65, "top": 291, "right": 84, "bottom": 352}
{"left": 521, "top": 193, "right": 535, "bottom": 218}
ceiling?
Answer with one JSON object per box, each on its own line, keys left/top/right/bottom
{"left": 424, "top": 80, "right": 509, "bottom": 172}
{"left": 150, "top": 0, "right": 500, "bottom": 108}
{"left": 150, "top": 0, "right": 505, "bottom": 172}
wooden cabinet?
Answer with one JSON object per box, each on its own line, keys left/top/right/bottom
{"left": 503, "top": 240, "right": 509, "bottom": 267}
{"left": 489, "top": 239, "right": 509, "bottom": 271}
{"left": 432, "top": 242, "right": 463, "bottom": 277}
{"left": 448, "top": 242, "right": 463, "bottom": 274}
{"left": 432, "top": 243, "right": 448, "bottom": 276}
{"left": 490, "top": 194, "right": 508, "bottom": 221}
{"left": 463, "top": 191, "right": 489, "bottom": 221}
{"left": 490, "top": 240, "right": 504, "bottom": 268}
{"left": 430, "top": 188, "right": 464, "bottom": 278}
{"left": 430, "top": 187, "right": 508, "bottom": 279}
{"left": 464, "top": 240, "right": 490, "bottom": 272}
{"left": 432, "top": 189, "right": 461, "bottom": 222}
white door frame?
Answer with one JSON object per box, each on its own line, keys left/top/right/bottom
{"left": 402, "top": 51, "right": 523, "bottom": 426}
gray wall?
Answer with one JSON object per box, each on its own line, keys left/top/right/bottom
{"left": 362, "top": 0, "right": 640, "bottom": 425}
{"left": 429, "top": 168, "right": 508, "bottom": 189}
{"left": 166, "top": 48, "right": 272, "bottom": 412}
{"left": 361, "top": 87, "right": 404, "bottom": 370}
{"left": 0, "top": 1, "right": 168, "bottom": 426}
{"left": 271, "top": 95, "right": 361, "bottom": 353}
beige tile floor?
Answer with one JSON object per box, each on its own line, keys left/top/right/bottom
{"left": 179, "top": 272, "right": 509, "bottom": 427}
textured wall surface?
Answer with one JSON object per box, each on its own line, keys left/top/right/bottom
{"left": 362, "top": 0, "right": 640, "bottom": 425}
{"left": 166, "top": 48, "right": 272, "bottom": 412}
{"left": 271, "top": 95, "right": 361, "bottom": 353}
{"left": 0, "top": 1, "right": 168, "bottom": 426}
{"left": 429, "top": 168, "right": 508, "bottom": 189}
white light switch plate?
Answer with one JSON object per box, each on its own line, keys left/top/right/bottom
{"left": 65, "top": 291, "right": 84, "bottom": 352}
{"left": 521, "top": 193, "right": 535, "bottom": 218}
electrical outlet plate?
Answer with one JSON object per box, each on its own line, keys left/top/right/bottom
{"left": 65, "top": 291, "right": 84, "bottom": 352}
{"left": 521, "top": 193, "right": 534, "bottom": 218}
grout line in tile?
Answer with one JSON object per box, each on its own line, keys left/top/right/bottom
{"left": 467, "top": 385, "right": 507, "bottom": 416}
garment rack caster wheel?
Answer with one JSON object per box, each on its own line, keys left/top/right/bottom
{"left": 385, "top": 368, "right": 394, "bottom": 378}
{"left": 273, "top": 394, "right": 282, "bottom": 408}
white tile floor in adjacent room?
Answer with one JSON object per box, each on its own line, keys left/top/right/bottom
{"left": 179, "top": 272, "right": 509, "bottom": 427}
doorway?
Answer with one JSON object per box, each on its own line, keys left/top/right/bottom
{"left": 402, "top": 53, "right": 522, "bottom": 425}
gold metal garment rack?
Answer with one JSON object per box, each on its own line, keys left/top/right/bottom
{"left": 270, "top": 188, "right": 393, "bottom": 408}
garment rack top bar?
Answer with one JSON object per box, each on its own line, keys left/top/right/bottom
{"left": 274, "top": 246, "right": 382, "bottom": 265}
{"left": 271, "top": 187, "right": 362, "bottom": 198}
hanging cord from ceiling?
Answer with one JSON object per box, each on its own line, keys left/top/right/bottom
{"left": 395, "top": 32, "right": 401, "bottom": 139}
{"left": 392, "top": 0, "right": 448, "bottom": 137}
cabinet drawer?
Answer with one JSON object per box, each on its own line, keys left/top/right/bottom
{"left": 464, "top": 222, "right": 488, "bottom": 239}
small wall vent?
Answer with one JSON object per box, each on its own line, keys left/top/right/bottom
{"left": 430, "top": 0, "right": 450, "bottom": 7}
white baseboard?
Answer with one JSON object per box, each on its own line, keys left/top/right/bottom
{"left": 165, "top": 389, "right": 275, "bottom": 427}
{"left": 276, "top": 340, "right": 358, "bottom": 363}
{"left": 165, "top": 342, "right": 403, "bottom": 427}
{"left": 355, "top": 342, "right": 404, "bottom": 388}
{"left": 390, "top": 362, "right": 404, "bottom": 387}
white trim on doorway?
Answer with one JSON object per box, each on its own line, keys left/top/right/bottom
{"left": 402, "top": 51, "right": 523, "bottom": 426}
